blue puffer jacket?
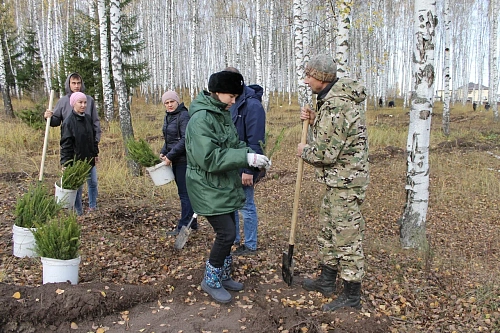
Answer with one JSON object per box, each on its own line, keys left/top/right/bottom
{"left": 160, "top": 103, "right": 189, "bottom": 165}
{"left": 230, "top": 84, "right": 266, "bottom": 182}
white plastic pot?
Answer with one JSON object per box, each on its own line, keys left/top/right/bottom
{"left": 146, "top": 162, "right": 174, "bottom": 186}
{"left": 54, "top": 182, "right": 77, "bottom": 209}
{"left": 12, "top": 224, "right": 37, "bottom": 258}
{"left": 41, "top": 256, "right": 81, "bottom": 285}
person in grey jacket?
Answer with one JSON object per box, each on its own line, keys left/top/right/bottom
{"left": 45, "top": 73, "right": 101, "bottom": 215}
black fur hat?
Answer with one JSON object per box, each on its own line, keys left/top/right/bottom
{"left": 208, "top": 71, "right": 244, "bottom": 95}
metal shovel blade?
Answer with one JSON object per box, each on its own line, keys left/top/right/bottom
{"left": 282, "top": 244, "right": 294, "bottom": 286}
{"left": 173, "top": 213, "right": 197, "bottom": 250}
{"left": 174, "top": 226, "right": 191, "bottom": 249}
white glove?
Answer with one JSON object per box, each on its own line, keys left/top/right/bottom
{"left": 247, "top": 153, "right": 271, "bottom": 169}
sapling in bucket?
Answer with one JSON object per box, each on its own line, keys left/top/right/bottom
{"left": 126, "top": 138, "right": 174, "bottom": 186}
{"left": 55, "top": 159, "right": 92, "bottom": 208}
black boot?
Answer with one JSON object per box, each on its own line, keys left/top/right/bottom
{"left": 302, "top": 264, "right": 337, "bottom": 297}
{"left": 322, "top": 280, "right": 361, "bottom": 312}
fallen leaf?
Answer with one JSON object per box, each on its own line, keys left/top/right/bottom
{"left": 12, "top": 292, "right": 21, "bottom": 299}
{"left": 55, "top": 289, "right": 65, "bottom": 295}
{"left": 70, "top": 322, "right": 78, "bottom": 329}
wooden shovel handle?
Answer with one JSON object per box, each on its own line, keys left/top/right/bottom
{"left": 39, "top": 90, "right": 55, "bottom": 181}
{"left": 288, "top": 120, "right": 309, "bottom": 245}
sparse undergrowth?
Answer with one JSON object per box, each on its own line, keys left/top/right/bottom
{"left": 0, "top": 97, "right": 499, "bottom": 332}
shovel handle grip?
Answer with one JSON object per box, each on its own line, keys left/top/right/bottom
{"left": 288, "top": 120, "right": 309, "bottom": 244}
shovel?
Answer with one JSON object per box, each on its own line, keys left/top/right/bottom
{"left": 39, "top": 90, "right": 55, "bottom": 181}
{"left": 282, "top": 120, "right": 309, "bottom": 286}
{"left": 174, "top": 213, "right": 198, "bottom": 250}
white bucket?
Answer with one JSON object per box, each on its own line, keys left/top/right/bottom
{"left": 41, "top": 256, "right": 81, "bottom": 285}
{"left": 146, "top": 162, "right": 175, "bottom": 186}
{"left": 12, "top": 224, "right": 37, "bottom": 258}
{"left": 54, "top": 182, "right": 77, "bottom": 209}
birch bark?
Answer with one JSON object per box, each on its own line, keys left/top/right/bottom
{"left": 293, "top": 0, "right": 311, "bottom": 108}
{"left": 335, "top": 0, "right": 352, "bottom": 78}
{"left": 489, "top": 0, "right": 499, "bottom": 119}
{"left": 110, "top": 0, "right": 139, "bottom": 175}
{"left": 97, "top": 0, "right": 113, "bottom": 121}
{"left": 0, "top": 31, "right": 13, "bottom": 117}
{"left": 399, "top": 0, "right": 437, "bottom": 249}
{"left": 442, "top": 0, "right": 451, "bottom": 135}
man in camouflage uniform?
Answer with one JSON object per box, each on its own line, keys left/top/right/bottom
{"left": 297, "top": 54, "right": 369, "bottom": 312}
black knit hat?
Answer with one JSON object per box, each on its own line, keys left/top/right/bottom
{"left": 208, "top": 71, "right": 244, "bottom": 95}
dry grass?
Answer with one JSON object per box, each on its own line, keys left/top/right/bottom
{"left": 1, "top": 95, "right": 499, "bottom": 331}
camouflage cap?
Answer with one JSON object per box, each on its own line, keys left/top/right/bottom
{"left": 305, "top": 54, "right": 337, "bottom": 82}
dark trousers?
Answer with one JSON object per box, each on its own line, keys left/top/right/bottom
{"left": 206, "top": 213, "right": 236, "bottom": 268}
{"left": 173, "top": 163, "right": 197, "bottom": 229}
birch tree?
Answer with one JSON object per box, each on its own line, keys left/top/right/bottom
{"left": 110, "top": 0, "right": 139, "bottom": 175}
{"left": 442, "top": 0, "right": 451, "bottom": 136}
{"left": 189, "top": 0, "right": 197, "bottom": 101}
{"left": 97, "top": 0, "right": 113, "bottom": 121}
{"left": 335, "top": 0, "right": 353, "bottom": 78}
{"left": 399, "top": 0, "right": 437, "bottom": 249}
{"left": 0, "top": 2, "right": 13, "bottom": 117}
{"left": 293, "top": 0, "right": 311, "bottom": 108}
{"left": 0, "top": 33, "right": 13, "bottom": 117}
{"left": 489, "top": 0, "right": 499, "bottom": 120}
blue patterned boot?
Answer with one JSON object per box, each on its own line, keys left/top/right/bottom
{"left": 201, "top": 261, "right": 232, "bottom": 303}
{"left": 221, "top": 255, "right": 244, "bottom": 291}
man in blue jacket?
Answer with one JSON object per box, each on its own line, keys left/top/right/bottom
{"left": 225, "top": 67, "right": 266, "bottom": 256}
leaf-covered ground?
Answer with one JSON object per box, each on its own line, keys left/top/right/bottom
{"left": 1, "top": 107, "right": 499, "bottom": 332}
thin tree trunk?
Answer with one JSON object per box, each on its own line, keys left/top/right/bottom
{"left": 0, "top": 34, "right": 13, "bottom": 117}
{"left": 97, "top": 0, "right": 113, "bottom": 121}
{"left": 189, "top": 0, "right": 197, "bottom": 101}
{"left": 442, "top": 0, "right": 451, "bottom": 136}
{"left": 489, "top": 0, "right": 499, "bottom": 119}
{"left": 293, "top": 0, "right": 310, "bottom": 108}
{"left": 110, "top": 0, "right": 139, "bottom": 176}
{"left": 335, "top": 0, "right": 352, "bottom": 78}
{"left": 399, "top": 0, "right": 437, "bottom": 249}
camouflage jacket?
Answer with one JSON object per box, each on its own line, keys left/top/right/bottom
{"left": 301, "top": 78, "right": 369, "bottom": 189}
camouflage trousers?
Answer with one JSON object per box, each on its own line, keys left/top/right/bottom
{"left": 318, "top": 186, "right": 366, "bottom": 282}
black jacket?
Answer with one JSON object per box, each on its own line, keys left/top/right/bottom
{"left": 160, "top": 103, "right": 190, "bottom": 165}
{"left": 60, "top": 111, "right": 98, "bottom": 166}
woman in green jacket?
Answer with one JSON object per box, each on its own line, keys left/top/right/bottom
{"left": 185, "top": 71, "right": 270, "bottom": 303}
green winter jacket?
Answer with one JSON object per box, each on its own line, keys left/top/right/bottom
{"left": 301, "top": 78, "right": 369, "bottom": 190}
{"left": 185, "top": 91, "right": 253, "bottom": 216}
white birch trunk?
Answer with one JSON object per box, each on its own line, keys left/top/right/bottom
{"left": 0, "top": 34, "right": 13, "bottom": 117}
{"left": 293, "top": 0, "right": 310, "bottom": 107}
{"left": 263, "top": 0, "right": 274, "bottom": 111}
{"left": 89, "top": 1, "right": 101, "bottom": 112}
{"left": 399, "top": 0, "right": 437, "bottom": 249}
{"left": 335, "top": 0, "right": 352, "bottom": 78}
{"left": 442, "top": 0, "right": 451, "bottom": 135}
{"left": 489, "top": 0, "right": 499, "bottom": 119}
{"left": 32, "top": 0, "right": 50, "bottom": 92}
{"left": 110, "top": 0, "right": 139, "bottom": 175}
{"left": 253, "top": 0, "right": 263, "bottom": 85}
{"left": 189, "top": 0, "right": 197, "bottom": 100}
{"left": 98, "top": 0, "right": 114, "bottom": 121}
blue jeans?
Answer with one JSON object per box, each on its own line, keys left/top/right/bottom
{"left": 234, "top": 185, "right": 258, "bottom": 250}
{"left": 173, "top": 163, "right": 197, "bottom": 229}
{"left": 75, "top": 166, "right": 98, "bottom": 215}
{"left": 206, "top": 212, "right": 236, "bottom": 267}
